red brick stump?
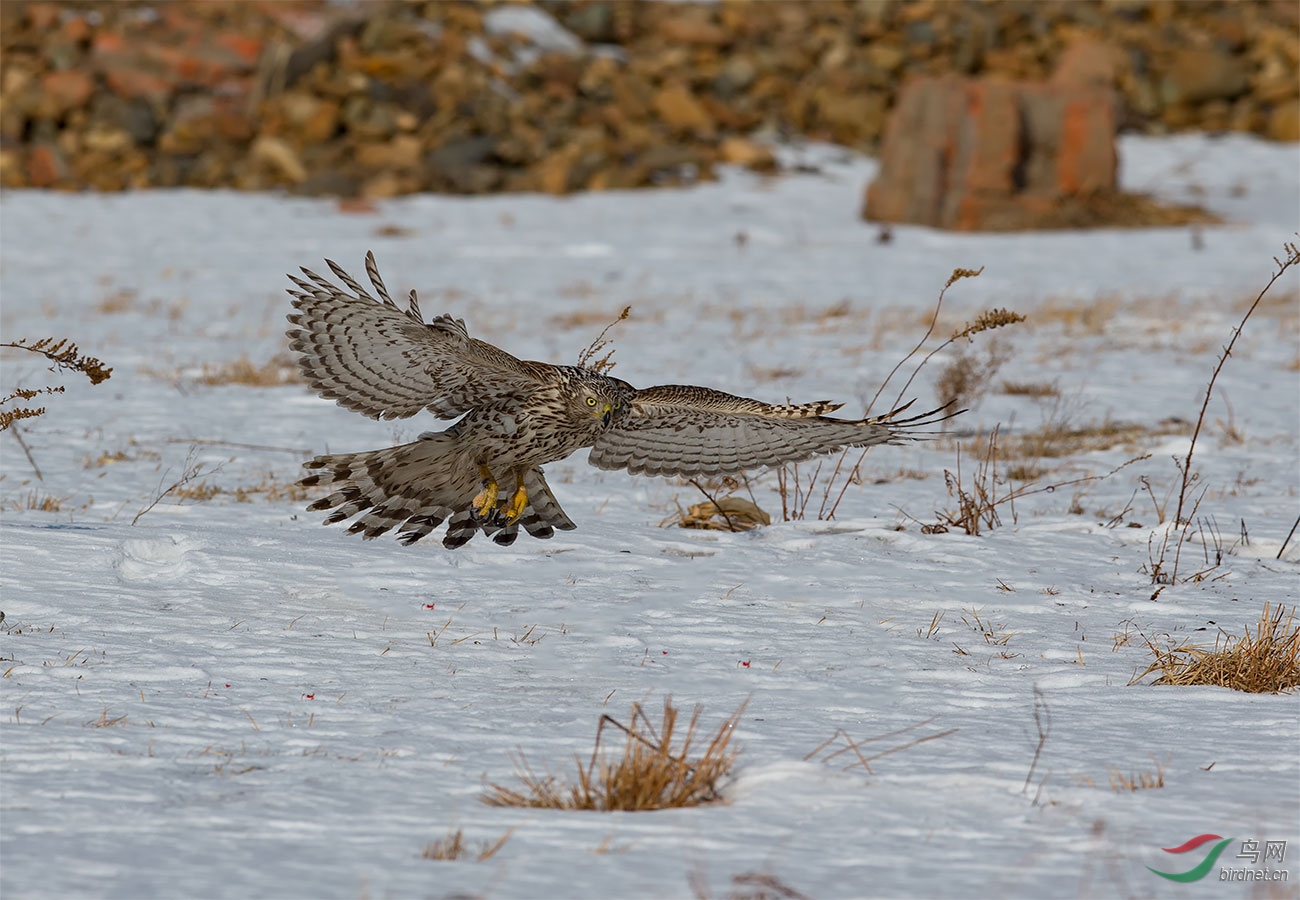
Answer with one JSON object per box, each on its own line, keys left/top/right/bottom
{"left": 863, "top": 75, "right": 1118, "bottom": 231}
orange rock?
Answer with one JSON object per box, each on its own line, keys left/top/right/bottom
{"left": 27, "top": 144, "right": 68, "bottom": 187}
{"left": 0, "top": 149, "right": 24, "bottom": 187}
{"left": 718, "top": 136, "right": 776, "bottom": 172}
{"left": 653, "top": 82, "right": 714, "bottom": 136}
{"left": 865, "top": 75, "right": 1118, "bottom": 231}
{"left": 657, "top": 16, "right": 731, "bottom": 47}
{"left": 215, "top": 33, "right": 264, "bottom": 67}
{"left": 1267, "top": 99, "right": 1300, "bottom": 142}
{"left": 1051, "top": 38, "right": 1121, "bottom": 89}
{"left": 41, "top": 70, "right": 95, "bottom": 117}
{"left": 25, "top": 2, "right": 60, "bottom": 30}
{"left": 102, "top": 66, "right": 175, "bottom": 105}
{"left": 250, "top": 135, "right": 307, "bottom": 183}
{"left": 62, "top": 15, "right": 92, "bottom": 45}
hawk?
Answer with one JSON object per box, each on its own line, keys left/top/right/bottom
{"left": 286, "top": 253, "right": 959, "bottom": 549}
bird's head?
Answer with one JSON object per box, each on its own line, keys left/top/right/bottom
{"left": 572, "top": 376, "right": 633, "bottom": 430}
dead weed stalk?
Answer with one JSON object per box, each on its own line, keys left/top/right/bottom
{"left": 777, "top": 267, "right": 1011, "bottom": 522}
{"left": 576, "top": 306, "right": 631, "bottom": 374}
{"left": 804, "top": 716, "right": 957, "bottom": 776}
{"left": 920, "top": 426, "right": 1148, "bottom": 536}
{"left": 1147, "top": 238, "right": 1299, "bottom": 583}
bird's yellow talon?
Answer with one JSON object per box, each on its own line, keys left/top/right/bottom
{"left": 472, "top": 466, "right": 499, "bottom": 518}
{"left": 500, "top": 483, "right": 528, "bottom": 525}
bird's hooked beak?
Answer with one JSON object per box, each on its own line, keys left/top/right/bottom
{"left": 599, "top": 403, "right": 612, "bottom": 428}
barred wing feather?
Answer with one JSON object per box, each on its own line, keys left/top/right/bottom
{"left": 589, "top": 385, "right": 958, "bottom": 477}
{"left": 286, "top": 252, "right": 543, "bottom": 420}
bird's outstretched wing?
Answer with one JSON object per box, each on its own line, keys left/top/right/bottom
{"left": 588, "top": 384, "right": 961, "bottom": 477}
{"left": 286, "top": 252, "right": 547, "bottom": 420}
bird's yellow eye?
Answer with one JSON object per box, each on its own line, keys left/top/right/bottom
{"left": 586, "top": 397, "right": 597, "bottom": 407}
{"left": 613, "top": 402, "right": 621, "bottom": 410}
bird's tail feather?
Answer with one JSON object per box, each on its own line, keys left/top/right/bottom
{"left": 299, "top": 435, "right": 574, "bottom": 549}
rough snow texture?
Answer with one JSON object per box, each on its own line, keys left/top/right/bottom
{"left": 2, "top": 134, "right": 1298, "bottom": 899}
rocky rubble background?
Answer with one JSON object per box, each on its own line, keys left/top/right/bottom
{"left": 1, "top": 0, "right": 1296, "bottom": 197}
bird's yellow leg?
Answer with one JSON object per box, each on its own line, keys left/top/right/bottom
{"left": 500, "top": 474, "right": 528, "bottom": 525}
{"left": 472, "top": 464, "right": 499, "bottom": 518}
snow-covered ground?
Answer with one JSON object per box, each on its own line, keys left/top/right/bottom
{"left": 2, "top": 134, "right": 1298, "bottom": 900}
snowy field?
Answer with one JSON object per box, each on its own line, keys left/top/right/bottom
{"left": 2, "top": 133, "right": 1298, "bottom": 900}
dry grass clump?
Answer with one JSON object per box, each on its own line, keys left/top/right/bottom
{"left": 690, "top": 870, "right": 811, "bottom": 900}
{"left": 1031, "top": 191, "right": 1219, "bottom": 230}
{"left": 95, "top": 287, "right": 137, "bottom": 314}
{"left": 1109, "top": 757, "right": 1167, "bottom": 792}
{"left": 1132, "top": 603, "right": 1300, "bottom": 694}
{"left": 1001, "top": 380, "right": 1060, "bottom": 398}
{"left": 483, "top": 698, "right": 744, "bottom": 811}
{"left": 1, "top": 489, "right": 69, "bottom": 512}
{"left": 1005, "top": 415, "right": 1184, "bottom": 460}
{"left": 198, "top": 354, "right": 301, "bottom": 387}
{"left": 167, "top": 473, "right": 314, "bottom": 504}
{"left": 422, "top": 828, "right": 512, "bottom": 862}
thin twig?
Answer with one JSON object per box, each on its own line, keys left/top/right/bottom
{"left": 132, "top": 448, "right": 214, "bottom": 525}
{"left": 1279, "top": 513, "right": 1300, "bottom": 561}
{"left": 1022, "top": 686, "right": 1051, "bottom": 795}
{"left": 8, "top": 425, "right": 43, "bottom": 481}
{"left": 688, "top": 479, "right": 736, "bottom": 532}
{"left": 1173, "top": 240, "right": 1298, "bottom": 530}
{"left": 165, "top": 437, "right": 314, "bottom": 456}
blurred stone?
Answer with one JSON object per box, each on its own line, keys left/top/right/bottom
{"left": 483, "top": 5, "right": 583, "bottom": 56}
{"left": 718, "top": 137, "right": 776, "bottom": 172}
{"left": 25, "top": 2, "right": 60, "bottom": 30}
{"left": 1266, "top": 99, "right": 1299, "bottom": 142}
{"left": 0, "top": 0, "right": 1294, "bottom": 198}
{"left": 658, "top": 15, "right": 730, "bottom": 47}
{"left": 1161, "top": 48, "right": 1250, "bottom": 105}
{"left": 90, "top": 94, "right": 158, "bottom": 145}
{"left": 653, "top": 81, "right": 714, "bottom": 136}
{"left": 713, "top": 56, "right": 757, "bottom": 96}
{"left": 564, "top": 3, "right": 616, "bottom": 43}
{"left": 27, "top": 142, "right": 69, "bottom": 186}
{"left": 251, "top": 135, "right": 306, "bottom": 182}
{"left": 1051, "top": 38, "right": 1121, "bottom": 88}
{"left": 40, "top": 70, "right": 94, "bottom": 117}
{"left": 865, "top": 75, "right": 1119, "bottom": 230}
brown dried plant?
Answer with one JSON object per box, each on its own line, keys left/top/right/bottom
{"left": 804, "top": 716, "right": 957, "bottom": 776}
{"left": 576, "top": 305, "right": 631, "bottom": 374}
{"left": 483, "top": 697, "right": 745, "bottom": 811}
{"left": 1131, "top": 603, "right": 1300, "bottom": 694}
{"left": 1148, "top": 238, "right": 1300, "bottom": 582}
{"left": 1, "top": 337, "right": 113, "bottom": 432}
{"left": 1108, "top": 756, "right": 1168, "bottom": 792}
{"left": 421, "top": 827, "right": 512, "bottom": 862}
{"left": 921, "top": 426, "right": 1148, "bottom": 536}
{"left": 198, "top": 354, "right": 301, "bottom": 387}
{"left": 777, "top": 267, "right": 1021, "bottom": 522}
